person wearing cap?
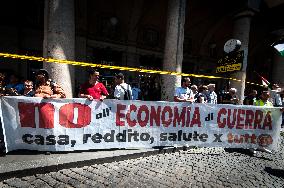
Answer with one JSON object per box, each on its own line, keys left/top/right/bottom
{"left": 34, "top": 69, "right": 66, "bottom": 99}
{"left": 79, "top": 69, "right": 109, "bottom": 101}
{"left": 207, "top": 84, "right": 218, "bottom": 104}
{"left": 222, "top": 88, "right": 239, "bottom": 105}
{"left": 254, "top": 89, "right": 284, "bottom": 111}
{"left": 247, "top": 90, "right": 275, "bottom": 155}
{"left": 269, "top": 83, "right": 282, "bottom": 107}
{"left": 114, "top": 73, "right": 132, "bottom": 100}
{"left": 253, "top": 90, "right": 273, "bottom": 107}
{"left": 194, "top": 85, "right": 208, "bottom": 103}
{"left": 191, "top": 85, "right": 198, "bottom": 96}
{"left": 244, "top": 89, "right": 257, "bottom": 105}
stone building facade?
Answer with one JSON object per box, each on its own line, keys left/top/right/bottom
{"left": 0, "top": 0, "right": 283, "bottom": 101}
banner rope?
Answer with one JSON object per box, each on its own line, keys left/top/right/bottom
{"left": 0, "top": 52, "right": 265, "bottom": 87}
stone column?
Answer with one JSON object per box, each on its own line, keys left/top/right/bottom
{"left": 230, "top": 10, "right": 254, "bottom": 104}
{"left": 43, "top": 0, "right": 75, "bottom": 98}
{"left": 161, "top": 0, "right": 186, "bottom": 101}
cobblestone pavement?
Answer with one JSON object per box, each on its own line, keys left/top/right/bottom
{"left": 1, "top": 140, "right": 284, "bottom": 187}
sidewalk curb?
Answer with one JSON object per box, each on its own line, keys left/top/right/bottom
{"left": 0, "top": 147, "right": 184, "bottom": 181}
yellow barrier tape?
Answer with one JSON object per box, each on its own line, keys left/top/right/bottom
{"left": 0, "top": 52, "right": 265, "bottom": 87}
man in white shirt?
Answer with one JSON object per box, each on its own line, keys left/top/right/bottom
{"left": 207, "top": 83, "right": 218, "bottom": 104}
{"left": 114, "top": 73, "right": 132, "bottom": 100}
{"left": 174, "top": 77, "right": 194, "bottom": 102}
{"left": 269, "top": 84, "right": 282, "bottom": 107}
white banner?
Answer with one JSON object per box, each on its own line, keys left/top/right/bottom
{"left": 0, "top": 96, "right": 282, "bottom": 152}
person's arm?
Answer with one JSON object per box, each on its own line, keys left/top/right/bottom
{"left": 275, "top": 94, "right": 282, "bottom": 106}
{"left": 92, "top": 83, "right": 108, "bottom": 101}
{"left": 35, "top": 93, "right": 46, "bottom": 98}
{"left": 230, "top": 95, "right": 239, "bottom": 104}
{"left": 174, "top": 96, "right": 185, "bottom": 102}
{"left": 100, "top": 83, "right": 109, "bottom": 97}
{"left": 128, "top": 85, "right": 133, "bottom": 100}
{"left": 78, "top": 84, "right": 93, "bottom": 100}
{"left": 174, "top": 88, "right": 185, "bottom": 102}
{"left": 35, "top": 91, "right": 53, "bottom": 99}
{"left": 52, "top": 84, "right": 66, "bottom": 98}
{"left": 114, "top": 85, "right": 120, "bottom": 99}
{"left": 34, "top": 86, "right": 48, "bottom": 98}
{"left": 174, "top": 95, "right": 193, "bottom": 102}
{"left": 203, "top": 94, "right": 208, "bottom": 103}
{"left": 214, "top": 92, "right": 218, "bottom": 104}
{"left": 28, "top": 90, "right": 35, "bottom": 97}
{"left": 6, "top": 88, "right": 19, "bottom": 96}
{"left": 174, "top": 89, "right": 186, "bottom": 102}
{"left": 79, "top": 93, "right": 93, "bottom": 100}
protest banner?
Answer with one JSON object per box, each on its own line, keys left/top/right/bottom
{"left": 0, "top": 96, "right": 281, "bottom": 152}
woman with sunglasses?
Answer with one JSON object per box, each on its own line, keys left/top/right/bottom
{"left": 34, "top": 69, "right": 66, "bottom": 99}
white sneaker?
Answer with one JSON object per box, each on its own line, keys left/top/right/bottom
{"left": 248, "top": 148, "right": 256, "bottom": 155}
{"left": 257, "top": 147, "right": 272, "bottom": 154}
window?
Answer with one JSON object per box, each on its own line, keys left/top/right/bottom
{"left": 142, "top": 28, "right": 159, "bottom": 47}
{"left": 98, "top": 16, "right": 120, "bottom": 40}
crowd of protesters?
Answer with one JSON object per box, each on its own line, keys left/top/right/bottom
{"left": 0, "top": 69, "right": 284, "bottom": 118}
{"left": 0, "top": 69, "right": 65, "bottom": 98}
{"left": 173, "top": 77, "right": 284, "bottom": 155}
{"left": 174, "top": 77, "right": 235, "bottom": 105}
{"left": 0, "top": 69, "right": 134, "bottom": 100}
{"left": 1, "top": 69, "right": 284, "bottom": 155}
{"left": 175, "top": 77, "right": 284, "bottom": 127}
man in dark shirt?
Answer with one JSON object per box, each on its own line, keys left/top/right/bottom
{"left": 23, "top": 80, "right": 35, "bottom": 97}
{"left": 221, "top": 88, "right": 239, "bottom": 105}
{"left": 244, "top": 89, "right": 257, "bottom": 105}
{"left": 5, "top": 74, "right": 24, "bottom": 95}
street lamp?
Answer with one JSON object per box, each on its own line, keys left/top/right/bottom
{"left": 110, "top": 17, "right": 118, "bottom": 26}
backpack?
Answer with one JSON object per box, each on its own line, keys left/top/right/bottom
{"left": 121, "top": 85, "right": 131, "bottom": 100}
